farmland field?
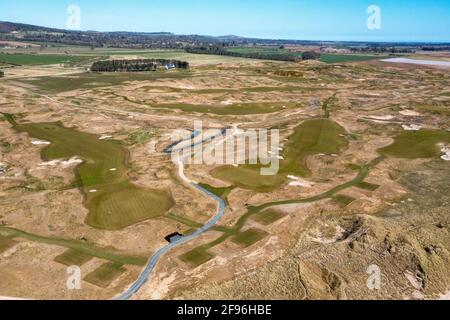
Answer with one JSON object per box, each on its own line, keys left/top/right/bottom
{"left": 0, "top": 53, "right": 88, "bottom": 65}
{"left": 319, "top": 53, "right": 388, "bottom": 64}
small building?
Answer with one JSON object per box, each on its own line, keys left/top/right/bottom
{"left": 165, "top": 63, "right": 176, "bottom": 70}
{"left": 164, "top": 232, "right": 184, "bottom": 243}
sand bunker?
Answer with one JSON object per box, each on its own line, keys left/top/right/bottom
{"left": 31, "top": 140, "right": 51, "bottom": 145}
{"left": 39, "top": 157, "right": 83, "bottom": 168}
{"left": 402, "top": 124, "right": 421, "bottom": 131}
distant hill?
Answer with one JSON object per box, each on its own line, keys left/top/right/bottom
{"left": 1, "top": 21, "right": 449, "bottom": 50}
{"left": 0, "top": 21, "right": 63, "bottom": 33}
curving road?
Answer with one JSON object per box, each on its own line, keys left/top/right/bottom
{"left": 115, "top": 128, "right": 229, "bottom": 300}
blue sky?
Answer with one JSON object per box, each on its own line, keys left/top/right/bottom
{"left": 1, "top": 0, "right": 449, "bottom": 42}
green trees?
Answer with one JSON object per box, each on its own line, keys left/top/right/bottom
{"left": 90, "top": 59, "right": 189, "bottom": 72}
{"left": 301, "top": 51, "right": 321, "bottom": 60}
{"left": 185, "top": 46, "right": 321, "bottom": 62}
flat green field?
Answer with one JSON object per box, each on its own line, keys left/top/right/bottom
{"left": 13, "top": 122, "right": 173, "bottom": 230}
{"left": 332, "top": 194, "right": 356, "bottom": 206}
{"left": 251, "top": 210, "right": 285, "bottom": 226}
{"left": 179, "top": 248, "right": 214, "bottom": 267}
{"left": 212, "top": 118, "right": 348, "bottom": 191}
{"left": 83, "top": 262, "right": 126, "bottom": 288}
{"left": 227, "top": 46, "right": 303, "bottom": 57}
{"left": 379, "top": 129, "right": 450, "bottom": 159}
{"left": 319, "top": 54, "right": 388, "bottom": 64}
{"left": 54, "top": 248, "right": 94, "bottom": 266}
{"left": 139, "top": 50, "right": 257, "bottom": 65}
{"left": 0, "top": 53, "right": 88, "bottom": 66}
{"left": 232, "top": 228, "right": 268, "bottom": 248}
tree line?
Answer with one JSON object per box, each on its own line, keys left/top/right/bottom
{"left": 91, "top": 59, "right": 189, "bottom": 72}
{"left": 185, "top": 46, "right": 320, "bottom": 62}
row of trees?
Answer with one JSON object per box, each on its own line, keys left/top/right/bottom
{"left": 185, "top": 46, "right": 321, "bottom": 62}
{"left": 90, "top": 59, "right": 189, "bottom": 72}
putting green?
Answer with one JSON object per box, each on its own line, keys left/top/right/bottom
{"left": 212, "top": 118, "right": 348, "bottom": 192}
{"left": 13, "top": 122, "right": 173, "bottom": 230}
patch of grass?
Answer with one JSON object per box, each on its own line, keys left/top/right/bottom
{"left": 19, "top": 71, "right": 190, "bottom": 93}
{"left": 232, "top": 228, "right": 268, "bottom": 248}
{"left": 356, "top": 181, "right": 380, "bottom": 191}
{"left": 0, "top": 53, "right": 88, "bottom": 66}
{"left": 54, "top": 248, "right": 94, "bottom": 266}
{"left": 212, "top": 119, "right": 348, "bottom": 192}
{"left": 319, "top": 54, "right": 387, "bottom": 64}
{"left": 124, "top": 128, "right": 154, "bottom": 146}
{"left": 379, "top": 129, "right": 450, "bottom": 159}
{"left": 83, "top": 262, "right": 126, "bottom": 288}
{"left": 251, "top": 210, "right": 285, "bottom": 226}
{"left": 0, "top": 226, "right": 147, "bottom": 266}
{"left": 12, "top": 122, "right": 173, "bottom": 230}
{"left": 190, "top": 157, "right": 384, "bottom": 255}
{"left": 155, "top": 102, "right": 297, "bottom": 115}
{"left": 346, "top": 163, "right": 362, "bottom": 171}
{"left": 0, "top": 235, "right": 16, "bottom": 253}
{"left": 198, "top": 183, "right": 234, "bottom": 204}
{"left": 227, "top": 46, "right": 303, "bottom": 57}
{"left": 332, "top": 194, "right": 356, "bottom": 206}
{"left": 179, "top": 248, "right": 214, "bottom": 267}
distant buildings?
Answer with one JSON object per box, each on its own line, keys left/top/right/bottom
{"left": 165, "top": 63, "right": 176, "bottom": 70}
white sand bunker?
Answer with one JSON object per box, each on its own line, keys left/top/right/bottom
{"left": 39, "top": 157, "right": 83, "bottom": 168}
{"left": 441, "top": 146, "right": 450, "bottom": 161}
{"left": 402, "top": 124, "right": 421, "bottom": 131}
{"left": 367, "top": 115, "right": 394, "bottom": 120}
{"left": 288, "top": 175, "right": 314, "bottom": 188}
{"left": 99, "top": 135, "right": 113, "bottom": 140}
{"left": 31, "top": 140, "right": 51, "bottom": 145}
{"left": 400, "top": 110, "right": 421, "bottom": 117}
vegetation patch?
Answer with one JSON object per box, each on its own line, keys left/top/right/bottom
{"left": 356, "top": 181, "right": 380, "bottom": 191}
{"left": 0, "top": 53, "right": 87, "bottom": 66}
{"left": 379, "top": 129, "right": 450, "bottom": 159}
{"left": 319, "top": 54, "right": 387, "bottom": 64}
{"left": 19, "top": 71, "right": 190, "bottom": 93}
{"left": 212, "top": 119, "right": 348, "bottom": 191}
{"left": 54, "top": 248, "right": 94, "bottom": 266}
{"left": 232, "top": 228, "right": 268, "bottom": 248}
{"left": 0, "top": 235, "right": 17, "bottom": 253}
{"left": 332, "top": 194, "right": 356, "bottom": 207}
{"left": 198, "top": 183, "right": 234, "bottom": 204}
{"left": 179, "top": 248, "right": 214, "bottom": 267}
{"left": 83, "top": 262, "right": 126, "bottom": 288}
{"left": 251, "top": 210, "right": 286, "bottom": 226}
{"left": 12, "top": 122, "right": 173, "bottom": 230}
{"left": 0, "top": 226, "right": 147, "bottom": 265}
{"left": 155, "top": 102, "right": 297, "bottom": 115}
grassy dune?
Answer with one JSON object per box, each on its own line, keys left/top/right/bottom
{"left": 13, "top": 122, "right": 173, "bottom": 230}
{"left": 155, "top": 102, "right": 298, "bottom": 115}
